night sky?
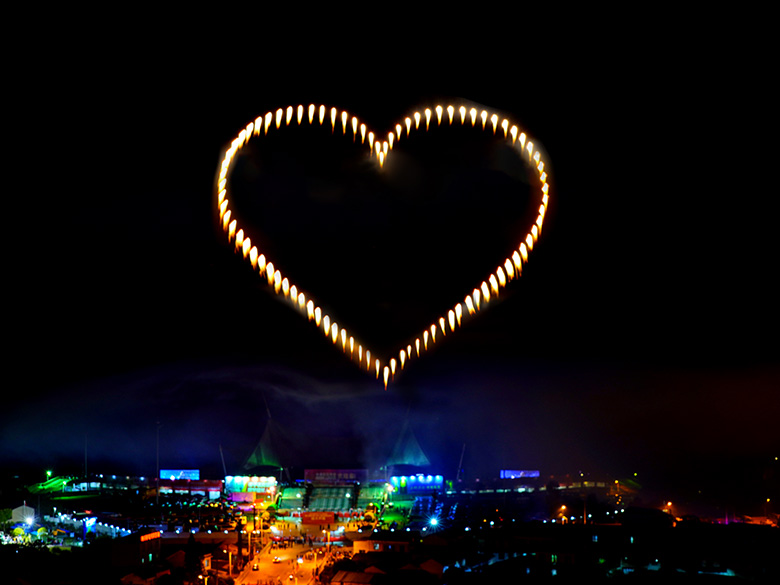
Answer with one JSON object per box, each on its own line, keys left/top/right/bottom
{"left": 6, "top": 22, "right": 777, "bottom": 516}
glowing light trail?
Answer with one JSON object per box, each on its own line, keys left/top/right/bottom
{"left": 216, "top": 103, "right": 551, "bottom": 388}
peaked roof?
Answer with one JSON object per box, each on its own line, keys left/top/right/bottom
{"left": 243, "top": 418, "right": 286, "bottom": 470}
{"left": 243, "top": 413, "right": 432, "bottom": 472}
{"left": 386, "top": 418, "right": 430, "bottom": 468}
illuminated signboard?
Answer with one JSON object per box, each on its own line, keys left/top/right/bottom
{"left": 82, "top": 517, "right": 96, "bottom": 539}
{"left": 160, "top": 469, "right": 200, "bottom": 481}
{"left": 304, "top": 469, "right": 368, "bottom": 485}
{"left": 224, "top": 476, "right": 277, "bottom": 494}
{"left": 301, "top": 511, "right": 335, "bottom": 525}
{"left": 140, "top": 531, "right": 161, "bottom": 542}
{"left": 390, "top": 474, "right": 444, "bottom": 494}
{"left": 499, "top": 470, "right": 540, "bottom": 479}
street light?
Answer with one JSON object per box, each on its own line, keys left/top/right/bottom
{"left": 223, "top": 548, "right": 233, "bottom": 577}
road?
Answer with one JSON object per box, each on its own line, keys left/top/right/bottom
{"left": 234, "top": 541, "right": 329, "bottom": 585}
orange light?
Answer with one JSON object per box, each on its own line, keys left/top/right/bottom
{"left": 217, "top": 102, "right": 552, "bottom": 387}
{"left": 489, "top": 274, "right": 499, "bottom": 296}
{"left": 497, "top": 266, "right": 506, "bottom": 287}
{"left": 481, "top": 281, "right": 490, "bottom": 302}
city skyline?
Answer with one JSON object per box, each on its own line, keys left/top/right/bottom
{"left": 6, "top": 31, "right": 777, "bottom": 522}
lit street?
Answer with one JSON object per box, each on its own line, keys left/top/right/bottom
{"left": 234, "top": 540, "right": 326, "bottom": 585}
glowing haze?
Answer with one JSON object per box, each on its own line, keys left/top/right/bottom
{"left": 216, "top": 104, "right": 551, "bottom": 388}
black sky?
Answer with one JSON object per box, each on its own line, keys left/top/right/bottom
{"left": 6, "top": 20, "right": 777, "bottom": 514}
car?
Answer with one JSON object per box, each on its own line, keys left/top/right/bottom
{"left": 252, "top": 563, "right": 259, "bottom": 571}
{"left": 273, "top": 556, "right": 281, "bottom": 563}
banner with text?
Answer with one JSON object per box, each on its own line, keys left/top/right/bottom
{"left": 301, "top": 511, "right": 335, "bottom": 525}
{"left": 304, "top": 469, "right": 368, "bottom": 485}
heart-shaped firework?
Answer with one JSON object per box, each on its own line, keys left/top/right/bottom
{"left": 216, "top": 104, "right": 550, "bottom": 387}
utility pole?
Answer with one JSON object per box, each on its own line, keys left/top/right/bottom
{"left": 455, "top": 443, "right": 466, "bottom": 484}
{"left": 156, "top": 422, "right": 162, "bottom": 524}
{"left": 220, "top": 445, "right": 227, "bottom": 478}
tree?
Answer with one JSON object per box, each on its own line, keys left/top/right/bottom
{"left": 0, "top": 508, "right": 12, "bottom": 529}
{"left": 185, "top": 533, "right": 201, "bottom": 577}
